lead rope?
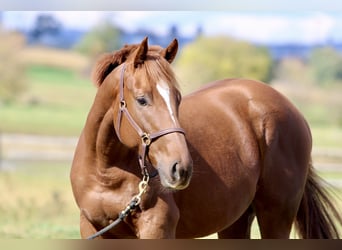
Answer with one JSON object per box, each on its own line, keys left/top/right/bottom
{"left": 87, "top": 173, "right": 150, "bottom": 239}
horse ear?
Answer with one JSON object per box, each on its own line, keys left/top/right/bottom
{"left": 161, "top": 38, "right": 178, "bottom": 63}
{"left": 133, "top": 37, "right": 148, "bottom": 68}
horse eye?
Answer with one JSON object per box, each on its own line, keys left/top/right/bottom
{"left": 136, "top": 97, "right": 148, "bottom": 106}
{"left": 176, "top": 91, "right": 182, "bottom": 105}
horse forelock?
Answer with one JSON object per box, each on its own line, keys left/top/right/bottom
{"left": 138, "top": 56, "right": 180, "bottom": 92}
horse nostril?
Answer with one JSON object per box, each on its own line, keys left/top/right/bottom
{"left": 171, "top": 162, "right": 186, "bottom": 182}
{"left": 171, "top": 162, "right": 178, "bottom": 180}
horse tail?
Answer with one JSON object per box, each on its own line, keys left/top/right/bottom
{"left": 295, "top": 161, "right": 342, "bottom": 239}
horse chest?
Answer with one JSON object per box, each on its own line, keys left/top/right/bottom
{"left": 81, "top": 183, "right": 136, "bottom": 226}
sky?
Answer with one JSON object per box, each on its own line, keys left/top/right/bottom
{"left": 2, "top": 11, "right": 342, "bottom": 45}
{"left": 2, "top": 0, "right": 342, "bottom": 11}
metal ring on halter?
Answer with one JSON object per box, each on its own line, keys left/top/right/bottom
{"left": 141, "top": 133, "right": 151, "bottom": 146}
{"left": 120, "top": 100, "right": 126, "bottom": 109}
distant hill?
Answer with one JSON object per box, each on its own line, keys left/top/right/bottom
{"left": 268, "top": 42, "right": 342, "bottom": 60}
{"left": 23, "top": 26, "right": 342, "bottom": 61}
{"left": 26, "top": 28, "right": 85, "bottom": 50}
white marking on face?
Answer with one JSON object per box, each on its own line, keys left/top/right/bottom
{"left": 156, "top": 80, "right": 176, "bottom": 124}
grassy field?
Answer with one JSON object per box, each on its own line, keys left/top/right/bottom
{"left": 0, "top": 161, "right": 80, "bottom": 238}
{"left": 1, "top": 65, "right": 95, "bottom": 136}
{"left": 1, "top": 64, "right": 342, "bottom": 147}
{"left": 0, "top": 160, "right": 340, "bottom": 239}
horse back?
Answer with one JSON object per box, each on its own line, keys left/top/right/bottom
{"left": 180, "top": 78, "right": 311, "bottom": 154}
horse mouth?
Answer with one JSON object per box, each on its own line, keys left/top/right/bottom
{"left": 159, "top": 178, "right": 190, "bottom": 191}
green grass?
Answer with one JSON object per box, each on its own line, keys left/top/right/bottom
{"left": 311, "top": 126, "right": 342, "bottom": 148}
{"left": 318, "top": 171, "right": 342, "bottom": 180}
{"left": 1, "top": 64, "right": 342, "bottom": 144}
{"left": 1, "top": 65, "right": 95, "bottom": 136}
{"left": 0, "top": 161, "right": 80, "bottom": 238}
{"left": 0, "top": 160, "right": 340, "bottom": 239}
{"left": 1, "top": 103, "right": 87, "bottom": 136}
{"left": 26, "top": 65, "right": 79, "bottom": 85}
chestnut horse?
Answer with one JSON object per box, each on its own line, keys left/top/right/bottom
{"left": 70, "top": 37, "right": 341, "bottom": 239}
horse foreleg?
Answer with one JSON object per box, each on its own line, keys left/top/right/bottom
{"left": 79, "top": 211, "right": 102, "bottom": 239}
{"left": 135, "top": 194, "right": 180, "bottom": 239}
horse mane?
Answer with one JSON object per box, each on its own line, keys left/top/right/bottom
{"left": 91, "top": 44, "right": 179, "bottom": 91}
{"left": 91, "top": 44, "right": 138, "bottom": 87}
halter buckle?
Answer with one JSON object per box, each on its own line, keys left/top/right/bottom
{"left": 141, "top": 133, "right": 151, "bottom": 146}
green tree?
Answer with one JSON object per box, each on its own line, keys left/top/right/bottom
{"left": 308, "top": 46, "right": 342, "bottom": 85}
{"left": 74, "top": 20, "right": 121, "bottom": 58}
{"left": 273, "top": 57, "right": 312, "bottom": 85}
{"left": 175, "top": 36, "right": 272, "bottom": 94}
{"left": 0, "top": 29, "right": 27, "bottom": 104}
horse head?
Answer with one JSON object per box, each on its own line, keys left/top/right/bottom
{"left": 92, "top": 37, "right": 193, "bottom": 190}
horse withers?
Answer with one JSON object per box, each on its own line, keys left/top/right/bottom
{"left": 70, "top": 37, "right": 341, "bottom": 239}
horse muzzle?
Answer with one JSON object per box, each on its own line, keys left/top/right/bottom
{"left": 158, "top": 159, "right": 193, "bottom": 190}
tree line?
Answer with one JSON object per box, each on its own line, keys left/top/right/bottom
{"left": 72, "top": 21, "right": 342, "bottom": 93}
{"left": 1, "top": 20, "right": 342, "bottom": 103}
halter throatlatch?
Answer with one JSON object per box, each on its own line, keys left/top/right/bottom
{"left": 116, "top": 64, "right": 186, "bottom": 177}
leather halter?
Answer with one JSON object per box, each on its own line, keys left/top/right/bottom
{"left": 116, "top": 64, "right": 186, "bottom": 176}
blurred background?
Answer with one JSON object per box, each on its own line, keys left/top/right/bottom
{"left": 0, "top": 11, "right": 341, "bottom": 238}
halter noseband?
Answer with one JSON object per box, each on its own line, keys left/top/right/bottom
{"left": 116, "top": 64, "right": 186, "bottom": 177}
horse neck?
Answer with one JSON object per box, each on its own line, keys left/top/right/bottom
{"left": 83, "top": 80, "right": 136, "bottom": 170}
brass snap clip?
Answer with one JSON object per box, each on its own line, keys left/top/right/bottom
{"left": 132, "top": 173, "right": 150, "bottom": 206}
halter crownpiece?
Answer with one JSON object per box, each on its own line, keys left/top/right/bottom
{"left": 116, "top": 63, "right": 186, "bottom": 177}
